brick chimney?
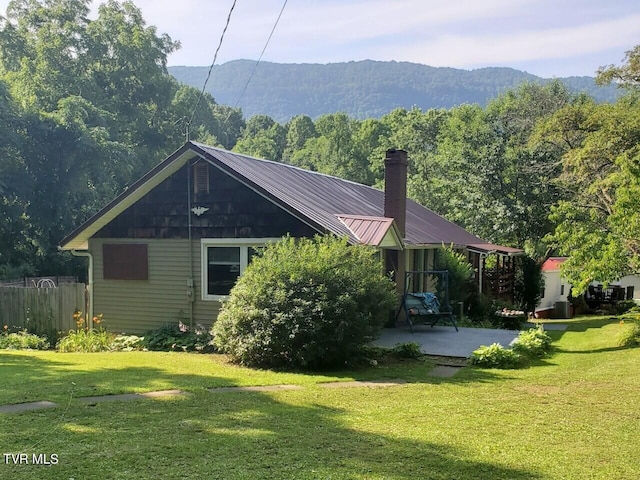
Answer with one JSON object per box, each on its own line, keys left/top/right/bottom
{"left": 383, "top": 149, "right": 408, "bottom": 304}
{"left": 383, "top": 149, "right": 408, "bottom": 237}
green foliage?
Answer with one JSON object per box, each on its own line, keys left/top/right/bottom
{"left": 0, "top": 0, "right": 232, "bottom": 277}
{"left": 469, "top": 343, "right": 523, "bottom": 369}
{"left": 0, "top": 326, "right": 49, "bottom": 350}
{"left": 512, "top": 327, "right": 553, "bottom": 358}
{"left": 514, "top": 254, "right": 545, "bottom": 314}
{"left": 57, "top": 328, "right": 113, "bottom": 353}
{"left": 109, "top": 334, "right": 145, "bottom": 352}
{"left": 614, "top": 300, "right": 638, "bottom": 315}
{"left": 542, "top": 93, "right": 640, "bottom": 294}
{"left": 472, "top": 327, "right": 552, "bottom": 368}
{"left": 56, "top": 311, "right": 113, "bottom": 352}
{"left": 169, "top": 60, "right": 619, "bottom": 122}
{"left": 596, "top": 45, "right": 640, "bottom": 90}
{"left": 434, "top": 244, "right": 475, "bottom": 306}
{"left": 143, "top": 322, "right": 215, "bottom": 353}
{"left": 390, "top": 342, "right": 423, "bottom": 359}
{"left": 213, "top": 235, "right": 397, "bottom": 369}
{"left": 616, "top": 320, "right": 640, "bottom": 348}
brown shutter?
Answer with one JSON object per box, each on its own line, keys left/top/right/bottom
{"left": 103, "top": 244, "right": 149, "bottom": 280}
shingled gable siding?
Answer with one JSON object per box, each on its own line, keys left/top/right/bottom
{"left": 93, "top": 162, "right": 317, "bottom": 240}
{"left": 90, "top": 238, "right": 218, "bottom": 334}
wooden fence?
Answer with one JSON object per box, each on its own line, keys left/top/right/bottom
{"left": 0, "top": 283, "right": 87, "bottom": 340}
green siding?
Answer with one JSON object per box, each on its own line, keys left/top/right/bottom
{"left": 90, "top": 238, "right": 219, "bottom": 334}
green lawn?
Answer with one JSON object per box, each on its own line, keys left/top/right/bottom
{"left": 1, "top": 317, "right": 638, "bottom": 479}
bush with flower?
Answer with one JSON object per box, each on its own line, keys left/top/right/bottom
{"left": 0, "top": 324, "right": 50, "bottom": 350}
{"left": 57, "top": 311, "right": 114, "bottom": 352}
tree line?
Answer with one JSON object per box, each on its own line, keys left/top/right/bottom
{"left": 1, "top": 0, "right": 639, "bottom": 295}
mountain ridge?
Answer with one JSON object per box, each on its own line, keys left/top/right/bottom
{"left": 169, "top": 59, "right": 619, "bottom": 122}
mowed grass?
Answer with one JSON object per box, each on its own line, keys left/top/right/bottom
{"left": 1, "top": 317, "right": 638, "bottom": 479}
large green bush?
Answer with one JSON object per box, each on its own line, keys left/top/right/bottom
{"left": 212, "top": 235, "right": 397, "bottom": 369}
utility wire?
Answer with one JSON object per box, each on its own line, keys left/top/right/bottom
{"left": 234, "top": 0, "right": 288, "bottom": 108}
{"left": 187, "top": 0, "right": 238, "bottom": 139}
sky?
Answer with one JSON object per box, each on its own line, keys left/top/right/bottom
{"left": 2, "top": 0, "right": 639, "bottom": 78}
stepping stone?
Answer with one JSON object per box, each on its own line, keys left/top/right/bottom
{"left": 209, "top": 384, "right": 303, "bottom": 393}
{"left": 429, "top": 365, "right": 463, "bottom": 378}
{"left": 78, "top": 389, "right": 188, "bottom": 404}
{"left": 318, "top": 380, "right": 406, "bottom": 388}
{"left": 0, "top": 401, "right": 57, "bottom": 414}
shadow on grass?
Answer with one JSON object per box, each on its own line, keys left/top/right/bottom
{"left": 0, "top": 380, "right": 544, "bottom": 480}
{"left": 0, "top": 352, "right": 234, "bottom": 404}
{"left": 559, "top": 317, "right": 618, "bottom": 332}
{"left": 554, "top": 345, "right": 632, "bottom": 354}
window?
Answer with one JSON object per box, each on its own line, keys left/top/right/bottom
{"left": 201, "top": 239, "right": 276, "bottom": 300}
{"left": 560, "top": 284, "right": 565, "bottom": 296}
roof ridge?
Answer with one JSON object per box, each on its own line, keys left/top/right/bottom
{"left": 191, "top": 141, "right": 383, "bottom": 190}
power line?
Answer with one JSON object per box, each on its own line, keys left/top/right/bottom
{"left": 187, "top": 0, "right": 238, "bottom": 139}
{"left": 234, "top": 0, "right": 288, "bottom": 109}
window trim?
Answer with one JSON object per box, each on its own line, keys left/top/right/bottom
{"left": 200, "top": 238, "right": 280, "bottom": 301}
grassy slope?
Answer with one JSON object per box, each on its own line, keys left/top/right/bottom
{"left": 0, "top": 317, "right": 638, "bottom": 479}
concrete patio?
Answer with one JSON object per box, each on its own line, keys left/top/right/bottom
{"left": 373, "top": 324, "right": 522, "bottom": 358}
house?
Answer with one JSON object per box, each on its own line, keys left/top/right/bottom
{"left": 536, "top": 257, "right": 571, "bottom": 319}
{"left": 536, "top": 257, "right": 639, "bottom": 318}
{"left": 59, "top": 142, "right": 521, "bottom": 333}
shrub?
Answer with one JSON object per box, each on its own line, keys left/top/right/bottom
{"left": 470, "top": 343, "right": 522, "bottom": 369}
{"left": 616, "top": 321, "right": 640, "bottom": 348}
{"left": 391, "top": 342, "right": 423, "bottom": 359}
{"left": 213, "top": 235, "right": 397, "bottom": 369}
{"left": 615, "top": 300, "right": 638, "bottom": 315}
{"left": 512, "top": 327, "right": 553, "bottom": 358}
{"left": 0, "top": 325, "right": 49, "bottom": 350}
{"left": 143, "top": 322, "right": 215, "bottom": 352}
{"left": 57, "top": 312, "right": 114, "bottom": 352}
{"left": 109, "top": 334, "right": 146, "bottom": 351}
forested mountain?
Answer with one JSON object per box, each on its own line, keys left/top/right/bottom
{"left": 169, "top": 60, "right": 619, "bottom": 121}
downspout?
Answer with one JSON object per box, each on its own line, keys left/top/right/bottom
{"left": 187, "top": 159, "right": 195, "bottom": 328}
{"left": 70, "top": 249, "right": 94, "bottom": 329}
{"left": 478, "top": 253, "right": 484, "bottom": 295}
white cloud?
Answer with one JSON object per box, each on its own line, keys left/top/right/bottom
{"left": 0, "top": 0, "right": 638, "bottom": 76}
{"left": 383, "top": 14, "right": 640, "bottom": 69}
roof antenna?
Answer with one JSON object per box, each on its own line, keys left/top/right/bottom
{"left": 172, "top": 116, "right": 190, "bottom": 143}
{"left": 184, "top": 120, "right": 190, "bottom": 143}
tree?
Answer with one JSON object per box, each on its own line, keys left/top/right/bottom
{"left": 288, "top": 113, "right": 375, "bottom": 184}
{"left": 282, "top": 114, "right": 316, "bottom": 161}
{"left": 0, "top": 79, "right": 35, "bottom": 277}
{"left": 234, "top": 114, "right": 286, "bottom": 160}
{"left": 596, "top": 45, "right": 640, "bottom": 90}
{"left": 409, "top": 82, "right": 572, "bottom": 247}
{"left": 542, "top": 95, "right": 640, "bottom": 294}
{"left": 0, "top": 0, "right": 233, "bottom": 277}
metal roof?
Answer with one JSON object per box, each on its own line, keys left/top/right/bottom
{"left": 336, "top": 215, "right": 402, "bottom": 248}
{"left": 59, "top": 141, "right": 521, "bottom": 254}
{"left": 191, "top": 142, "right": 497, "bottom": 248}
{"left": 542, "top": 257, "right": 567, "bottom": 272}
